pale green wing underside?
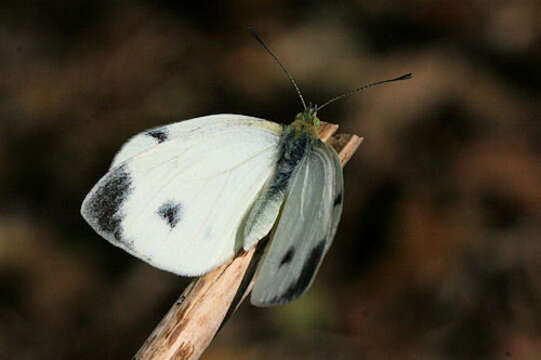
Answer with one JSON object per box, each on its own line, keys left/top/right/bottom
{"left": 251, "top": 140, "right": 343, "bottom": 306}
{"left": 241, "top": 179, "right": 286, "bottom": 250}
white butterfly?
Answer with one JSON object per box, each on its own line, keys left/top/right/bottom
{"left": 80, "top": 30, "right": 411, "bottom": 306}
{"left": 81, "top": 110, "right": 342, "bottom": 306}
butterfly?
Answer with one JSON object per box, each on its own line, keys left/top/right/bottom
{"left": 80, "top": 29, "right": 411, "bottom": 306}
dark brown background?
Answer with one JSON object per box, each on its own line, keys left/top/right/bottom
{"left": 1, "top": 1, "right": 539, "bottom": 359}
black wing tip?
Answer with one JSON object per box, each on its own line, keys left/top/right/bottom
{"left": 84, "top": 165, "right": 132, "bottom": 241}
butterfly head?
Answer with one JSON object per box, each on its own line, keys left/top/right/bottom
{"left": 295, "top": 103, "right": 320, "bottom": 129}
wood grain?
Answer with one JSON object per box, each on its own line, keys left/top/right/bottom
{"left": 134, "top": 121, "right": 362, "bottom": 360}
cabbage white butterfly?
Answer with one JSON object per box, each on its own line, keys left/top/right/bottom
{"left": 81, "top": 30, "right": 411, "bottom": 306}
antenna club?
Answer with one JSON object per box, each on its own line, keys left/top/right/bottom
{"left": 316, "top": 72, "right": 413, "bottom": 112}
{"left": 395, "top": 73, "right": 413, "bottom": 81}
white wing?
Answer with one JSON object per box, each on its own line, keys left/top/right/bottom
{"left": 110, "top": 114, "right": 279, "bottom": 169}
{"left": 81, "top": 114, "right": 283, "bottom": 276}
{"left": 251, "top": 140, "right": 343, "bottom": 306}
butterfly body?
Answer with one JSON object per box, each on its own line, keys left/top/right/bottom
{"left": 248, "top": 112, "right": 344, "bottom": 305}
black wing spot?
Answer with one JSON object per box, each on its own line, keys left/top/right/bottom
{"left": 333, "top": 192, "right": 342, "bottom": 207}
{"left": 272, "top": 238, "right": 326, "bottom": 303}
{"left": 146, "top": 128, "right": 168, "bottom": 143}
{"left": 279, "top": 247, "right": 295, "bottom": 267}
{"left": 85, "top": 165, "right": 132, "bottom": 241}
{"left": 158, "top": 201, "right": 182, "bottom": 229}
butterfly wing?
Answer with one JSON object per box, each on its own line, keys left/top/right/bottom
{"left": 251, "top": 140, "right": 343, "bottom": 306}
{"left": 110, "top": 114, "right": 280, "bottom": 169}
{"left": 81, "top": 115, "right": 283, "bottom": 276}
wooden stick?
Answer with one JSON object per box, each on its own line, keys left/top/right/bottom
{"left": 134, "top": 122, "right": 362, "bottom": 360}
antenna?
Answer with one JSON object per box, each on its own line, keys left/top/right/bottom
{"left": 249, "top": 27, "right": 307, "bottom": 110}
{"left": 316, "top": 73, "right": 413, "bottom": 111}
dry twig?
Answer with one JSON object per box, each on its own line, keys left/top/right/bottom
{"left": 134, "top": 121, "right": 362, "bottom": 360}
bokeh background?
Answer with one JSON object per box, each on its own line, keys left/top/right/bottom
{"left": 1, "top": 1, "right": 540, "bottom": 359}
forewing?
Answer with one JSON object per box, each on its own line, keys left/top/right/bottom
{"left": 110, "top": 114, "right": 281, "bottom": 169}
{"left": 251, "top": 140, "right": 343, "bottom": 306}
{"left": 82, "top": 115, "right": 282, "bottom": 276}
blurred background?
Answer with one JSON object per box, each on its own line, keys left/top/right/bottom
{"left": 1, "top": 1, "right": 540, "bottom": 359}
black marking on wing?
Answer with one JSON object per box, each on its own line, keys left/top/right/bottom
{"left": 272, "top": 238, "right": 326, "bottom": 303}
{"left": 333, "top": 192, "right": 342, "bottom": 207}
{"left": 146, "top": 128, "right": 168, "bottom": 143}
{"left": 157, "top": 201, "right": 182, "bottom": 229}
{"left": 85, "top": 165, "right": 132, "bottom": 241}
{"left": 279, "top": 247, "right": 295, "bottom": 267}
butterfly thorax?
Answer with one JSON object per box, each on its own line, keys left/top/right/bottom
{"left": 289, "top": 118, "right": 318, "bottom": 139}
{"left": 266, "top": 117, "right": 316, "bottom": 199}
{"left": 272, "top": 105, "right": 323, "bottom": 196}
